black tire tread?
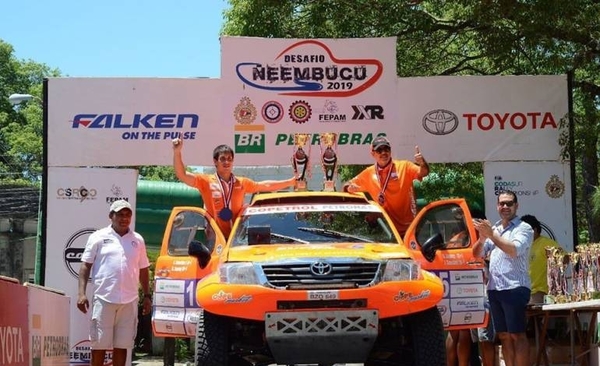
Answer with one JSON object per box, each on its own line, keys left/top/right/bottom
{"left": 407, "top": 306, "right": 446, "bottom": 366}
{"left": 195, "top": 310, "right": 230, "bottom": 366}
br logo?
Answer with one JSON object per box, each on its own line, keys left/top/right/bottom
{"left": 235, "top": 134, "right": 265, "bottom": 154}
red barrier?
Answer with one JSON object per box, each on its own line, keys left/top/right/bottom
{"left": 0, "top": 276, "right": 29, "bottom": 366}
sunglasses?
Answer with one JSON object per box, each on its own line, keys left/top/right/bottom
{"left": 373, "top": 146, "right": 391, "bottom": 154}
{"left": 218, "top": 156, "right": 233, "bottom": 163}
{"left": 498, "top": 201, "right": 515, "bottom": 207}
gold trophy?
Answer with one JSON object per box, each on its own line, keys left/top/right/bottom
{"left": 292, "top": 133, "right": 310, "bottom": 191}
{"left": 319, "top": 132, "right": 338, "bottom": 192}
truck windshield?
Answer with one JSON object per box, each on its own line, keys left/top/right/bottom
{"left": 230, "top": 203, "right": 398, "bottom": 246}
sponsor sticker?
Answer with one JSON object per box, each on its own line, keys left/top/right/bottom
{"left": 155, "top": 279, "right": 186, "bottom": 294}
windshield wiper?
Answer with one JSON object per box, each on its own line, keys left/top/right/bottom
{"left": 297, "top": 227, "right": 373, "bottom": 243}
{"left": 271, "top": 232, "right": 310, "bottom": 244}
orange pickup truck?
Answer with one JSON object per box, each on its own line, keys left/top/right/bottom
{"left": 151, "top": 191, "right": 486, "bottom": 366}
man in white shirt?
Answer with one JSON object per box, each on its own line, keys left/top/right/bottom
{"left": 77, "top": 200, "right": 151, "bottom": 366}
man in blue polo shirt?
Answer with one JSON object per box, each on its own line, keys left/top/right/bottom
{"left": 472, "top": 190, "right": 533, "bottom": 366}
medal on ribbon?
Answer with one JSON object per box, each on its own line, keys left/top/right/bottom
{"left": 217, "top": 174, "right": 234, "bottom": 221}
{"left": 376, "top": 163, "right": 393, "bottom": 206}
{"left": 219, "top": 207, "right": 233, "bottom": 221}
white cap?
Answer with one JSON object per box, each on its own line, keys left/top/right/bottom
{"left": 109, "top": 199, "right": 132, "bottom": 213}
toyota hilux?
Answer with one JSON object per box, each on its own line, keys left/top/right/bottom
{"left": 151, "top": 191, "right": 486, "bottom": 366}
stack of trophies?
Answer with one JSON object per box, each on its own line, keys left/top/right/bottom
{"left": 546, "top": 244, "right": 600, "bottom": 304}
{"left": 292, "top": 132, "right": 338, "bottom": 192}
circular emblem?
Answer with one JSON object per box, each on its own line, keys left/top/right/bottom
{"left": 64, "top": 228, "right": 96, "bottom": 278}
{"left": 289, "top": 100, "right": 312, "bottom": 124}
{"left": 262, "top": 101, "right": 284, "bottom": 124}
{"left": 310, "top": 261, "right": 332, "bottom": 276}
{"left": 545, "top": 174, "right": 565, "bottom": 199}
{"left": 234, "top": 96, "right": 257, "bottom": 125}
{"left": 422, "top": 109, "right": 459, "bottom": 135}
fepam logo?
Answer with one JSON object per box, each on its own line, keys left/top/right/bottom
{"left": 235, "top": 40, "right": 383, "bottom": 97}
{"left": 235, "top": 134, "right": 265, "bottom": 154}
{"left": 64, "top": 228, "right": 97, "bottom": 278}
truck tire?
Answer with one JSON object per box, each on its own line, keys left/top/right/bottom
{"left": 195, "top": 310, "right": 231, "bottom": 366}
{"left": 366, "top": 306, "right": 446, "bottom": 366}
{"left": 407, "top": 306, "right": 446, "bottom": 366}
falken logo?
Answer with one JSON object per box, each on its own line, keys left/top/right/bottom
{"left": 235, "top": 40, "right": 383, "bottom": 97}
{"left": 71, "top": 114, "right": 200, "bottom": 129}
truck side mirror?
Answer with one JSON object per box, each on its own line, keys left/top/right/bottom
{"left": 188, "top": 240, "right": 211, "bottom": 269}
{"left": 420, "top": 232, "right": 445, "bottom": 263}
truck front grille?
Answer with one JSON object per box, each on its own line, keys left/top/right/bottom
{"left": 261, "top": 262, "right": 380, "bottom": 288}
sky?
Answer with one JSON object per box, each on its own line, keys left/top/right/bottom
{"left": 0, "top": 0, "right": 229, "bottom": 78}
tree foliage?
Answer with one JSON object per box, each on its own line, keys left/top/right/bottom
{"left": 223, "top": 0, "right": 600, "bottom": 242}
{"left": 136, "top": 165, "right": 178, "bottom": 182}
{"left": 0, "top": 40, "right": 60, "bottom": 185}
{"left": 2, "top": 1, "right": 600, "bottom": 241}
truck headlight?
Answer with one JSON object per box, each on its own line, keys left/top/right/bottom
{"left": 219, "top": 263, "right": 260, "bottom": 284}
{"left": 382, "top": 260, "right": 422, "bottom": 281}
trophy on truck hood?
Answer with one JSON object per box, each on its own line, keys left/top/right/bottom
{"left": 319, "top": 132, "right": 338, "bottom": 192}
{"left": 292, "top": 133, "right": 311, "bottom": 191}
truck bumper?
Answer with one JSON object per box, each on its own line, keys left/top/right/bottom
{"left": 264, "top": 309, "right": 379, "bottom": 364}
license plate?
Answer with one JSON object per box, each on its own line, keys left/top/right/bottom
{"left": 307, "top": 290, "right": 339, "bottom": 300}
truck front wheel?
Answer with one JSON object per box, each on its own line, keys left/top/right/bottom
{"left": 195, "top": 310, "right": 232, "bottom": 366}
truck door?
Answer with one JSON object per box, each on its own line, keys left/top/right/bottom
{"left": 152, "top": 207, "right": 226, "bottom": 338}
{"left": 404, "top": 199, "right": 488, "bottom": 331}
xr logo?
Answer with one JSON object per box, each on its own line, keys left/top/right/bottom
{"left": 351, "top": 105, "right": 384, "bottom": 120}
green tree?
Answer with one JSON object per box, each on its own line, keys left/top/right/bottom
{"left": 0, "top": 40, "right": 60, "bottom": 184}
{"left": 136, "top": 165, "right": 178, "bottom": 181}
{"left": 223, "top": 0, "right": 600, "bottom": 242}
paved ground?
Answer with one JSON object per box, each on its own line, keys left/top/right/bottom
{"left": 132, "top": 356, "right": 189, "bottom": 366}
{"left": 131, "top": 356, "right": 362, "bottom": 366}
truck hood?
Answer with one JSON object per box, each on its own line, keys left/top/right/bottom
{"left": 226, "top": 243, "right": 412, "bottom": 262}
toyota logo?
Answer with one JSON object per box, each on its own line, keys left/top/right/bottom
{"left": 422, "top": 109, "right": 459, "bottom": 135}
{"left": 310, "top": 261, "right": 332, "bottom": 276}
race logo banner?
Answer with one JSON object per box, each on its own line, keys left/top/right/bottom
{"left": 404, "top": 75, "right": 567, "bottom": 163}
{"left": 47, "top": 78, "right": 224, "bottom": 167}
{"left": 222, "top": 36, "right": 398, "bottom": 166}
{"left": 47, "top": 50, "right": 566, "bottom": 167}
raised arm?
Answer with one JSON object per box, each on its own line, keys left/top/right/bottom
{"left": 473, "top": 219, "right": 532, "bottom": 258}
{"left": 172, "top": 138, "right": 197, "bottom": 187}
{"left": 256, "top": 176, "right": 297, "bottom": 192}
